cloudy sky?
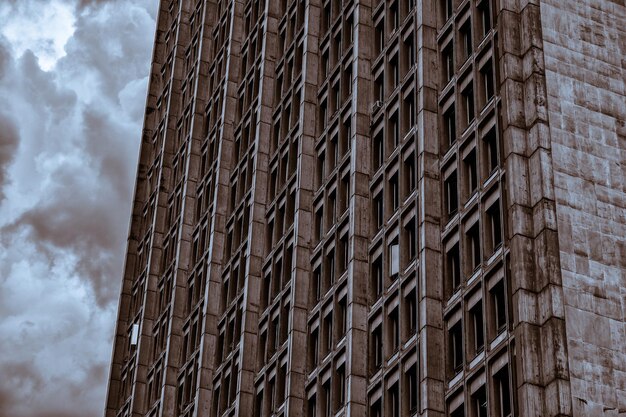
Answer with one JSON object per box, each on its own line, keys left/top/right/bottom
{"left": 0, "top": 1, "right": 157, "bottom": 416}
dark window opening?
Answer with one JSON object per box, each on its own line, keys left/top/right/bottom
{"left": 495, "top": 366, "right": 512, "bottom": 417}
{"left": 374, "top": 132, "right": 384, "bottom": 170}
{"left": 390, "top": 173, "right": 399, "bottom": 213}
{"left": 444, "top": 106, "right": 456, "bottom": 146}
{"left": 462, "top": 84, "right": 475, "bottom": 126}
{"left": 472, "top": 386, "right": 487, "bottom": 417}
{"left": 487, "top": 202, "right": 503, "bottom": 252}
{"left": 443, "top": 43, "right": 454, "bottom": 83}
{"left": 464, "top": 149, "right": 478, "bottom": 197}
{"left": 447, "top": 243, "right": 461, "bottom": 294}
{"left": 374, "top": 192, "right": 384, "bottom": 230}
{"left": 483, "top": 127, "right": 499, "bottom": 174}
{"left": 390, "top": 308, "right": 400, "bottom": 352}
{"left": 449, "top": 321, "right": 464, "bottom": 374}
{"left": 491, "top": 280, "right": 507, "bottom": 333}
{"left": 445, "top": 171, "right": 459, "bottom": 217}
{"left": 460, "top": 21, "right": 472, "bottom": 60}
{"left": 373, "top": 256, "right": 384, "bottom": 299}
{"left": 470, "top": 302, "right": 485, "bottom": 354}
{"left": 467, "top": 222, "right": 481, "bottom": 272}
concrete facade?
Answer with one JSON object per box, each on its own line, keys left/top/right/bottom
{"left": 104, "top": 1, "right": 625, "bottom": 417}
{"left": 540, "top": 1, "right": 626, "bottom": 415}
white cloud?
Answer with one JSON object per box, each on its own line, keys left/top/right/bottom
{"left": 0, "top": 1, "right": 157, "bottom": 416}
{"left": 0, "top": 0, "right": 76, "bottom": 71}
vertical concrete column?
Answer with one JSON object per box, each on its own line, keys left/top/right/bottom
{"left": 415, "top": 1, "right": 445, "bottom": 416}
{"left": 343, "top": 1, "right": 373, "bottom": 415}
{"left": 498, "top": 1, "right": 573, "bottom": 416}
{"left": 283, "top": 0, "right": 319, "bottom": 415}
{"left": 199, "top": 0, "right": 243, "bottom": 414}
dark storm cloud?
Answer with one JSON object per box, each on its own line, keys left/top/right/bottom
{"left": 0, "top": 112, "right": 19, "bottom": 200}
{"left": 0, "top": 1, "right": 157, "bottom": 416}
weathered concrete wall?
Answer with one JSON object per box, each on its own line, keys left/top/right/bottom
{"left": 539, "top": 1, "right": 626, "bottom": 415}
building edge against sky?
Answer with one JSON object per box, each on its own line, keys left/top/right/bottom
{"left": 105, "top": 1, "right": 625, "bottom": 417}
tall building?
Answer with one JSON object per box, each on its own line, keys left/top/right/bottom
{"left": 105, "top": 0, "right": 625, "bottom": 417}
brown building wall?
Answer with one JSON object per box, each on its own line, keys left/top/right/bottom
{"left": 539, "top": 1, "right": 626, "bottom": 415}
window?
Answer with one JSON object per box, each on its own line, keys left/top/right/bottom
{"left": 375, "top": 20, "right": 385, "bottom": 55}
{"left": 375, "top": 73, "right": 385, "bottom": 103}
{"left": 389, "top": 240, "right": 400, "bottom": 279}
{"left": 451, "top": 404, "right": 465, "bottom": 417}
{"left": 320, "top": 100, "right": 328, "bottom": 131}
{"left": 445, "top": 171, "right": 459, "bottom": 217}
{"left": 443, "top": 43, "right": 454, "bottom": 83}
{"left": 449, "top": 321, "right": 463, "bottom": 374}
{"left": 256, "top": 390, "right": 264, "bottom": 417}
{"left": 478, "top": 0, "right": 492, "bottom": 37}
{"left": 313, "top": 267, "right": 322, "bottom": 301}
{"left": 389, "top": 383, "right": 400, "bottom": 417}
{"left": 405, "top": 35, "right": 415, "bottom": 71}
{"left": 443, "top": 0, "right": 453, "bottom": 20}
{"left": 407, "top": 366, "right": 418, "bottom": 411}
{"left": 404, "top": 154, "right": 416, "bottom": 195}
{"left": 406, "top": 290, "right": 417, "bottom": 336}
{"left": 323, "top": 380, "right": 331, "bottom": 417}
{"left": 487, "top": 202, "right": 503, "bottom": 252}
{"left": 444, "top": 105, "right": 456, "bottom": 146}
{"left": 373, "top": 256, "right": 384, "bottom": 298}
{"left": 326, "top": 249, "right": 335, "bottom": 285}
{"left": 373, "top": 325, "right": 383, "bottom": 369}
{"left": 491, "top": 280, "right": 507, "bottom": 333}
{"left": 390, "top": 113, "right": 400, "bottom": 149}
{"left": 390, "top": 2, "right": 399, "bottom": 32}
{"left": 315, "top": 209, "right": 324, "bottom": 242}
{"left": 341, "top": 175, "right": 350, "bottom": 213}
{"left": 322, "top": 3, "right": 331, "bottom": 32}
{"left": 333, "top": 33, "right": 342, "bottom": 63}
{"left": 321, "top": 50, "right": 329, "bottom": 80}
{"left": 471, "top": 386, "right": 487, "bottom": 417}
{"left": 269, "top": 378, "right": 276, "bottom": 414}
{"left": 336, "top": 365, "right": 346, "bottom": 408}
{"left": 324, "top": 313, "right": 333, "bottom": 352}
{"left": 463, "top": 149, "right": 478, "bottom": 197}
{"left": 346, "top": 15, "right": 354, "bottom": 46}
{"left": 483, "top": 127, "right": 499, "bottom": 174}
{"left": 344, "top": 66, "right": 353, "bottom": 98}
{"left": 467, "top": 222, "right": 481, "bottom": 272}
{"left": 462, "top": 84, "right": 475, "bottom": 126}
{"left": 480, "top": 61, "right": 495, "bottom": 104}
{"left": 308, "top": 395, "right": 317, "bottom": 417}
{"left": 374, "top": 132, "right": 384, "bottom": 170}
{"left": 460, "top": 21, "right": 472, "bottom": 60}
{"left": 371, "top": 399, "right": 382, "bottom": 417}
{"left": 338, "top": 297, "right": 347, "bottom": 336}
{"left": 446, "top": 243, "right": 461, "bottom": 294}
{"left": 389, "top": 307, "right": 400, "bottom": 351}
{"left": 271, "top": 316, "right": 280, "bottom": 354}
{"left": 390, "top": 173, "right": 399, "bottom": 213}
{"left": 328, "top": 191, "right": 336, "bottom": 225}
{"left": 470, "top": 302, "right": 485, "bottom": 354}
{"left": 404, "top": 94, "right": 415, "bottom": 132}
{"left": 317, "top": 151, "right": 325, "bottom": 186}
{"left": 374, "top": 192, "right": 384, "bottom": 230}
{"left": 340, "top": 235, "right": 349, "bottom": 274}
{"left": 310, "top": 327, "right": 319, "bottom": 366}
{"left": 390, "top": 54, "right": 399, "bottom": 89}
{"left": 495, "top": 366, "right": 512, "bottom": 417}
{"left": 405, "top": 219, "right": 417, "bottom": 261}
{"left": 332, "top": 83, "right": 340, "bottom": 114}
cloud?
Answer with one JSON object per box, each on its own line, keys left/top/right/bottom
{"left": 0, "top": 1, "right": 157, "bottom": 416}
{"left": 0, "top": 111, "right": 19, "bottom": 200}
